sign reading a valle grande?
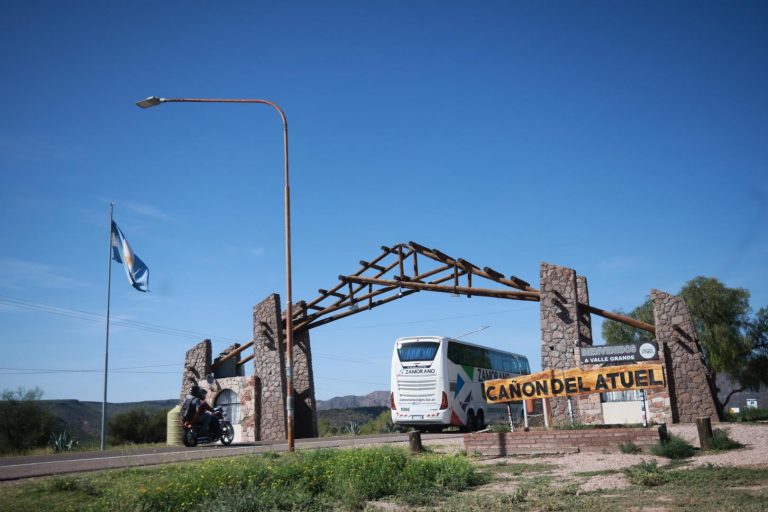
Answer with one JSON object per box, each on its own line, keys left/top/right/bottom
{"left": 482, "top": 364, "right": 666, "bottom": 404}
{"left": 580, "top": 341, "right": 659, "bottom": 364}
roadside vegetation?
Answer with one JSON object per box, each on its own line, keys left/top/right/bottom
{"left": 107, "top": 408, "right": 167, "bottom": 445}
{"left": 449, "top": 459, "right": 768, "bottom": 512}
{"left": 0, "top": 446, "right": 485, "bottom": 512}
{"left": 0, "top": 388, "right": 57, "bottom": 455}
{"left": 724, "top": 407, "right": 768, "bottom": 422}
{"left": 601, "top": 276, "right": 767, "bottom": 414}
{"left": 1, "top": 387, "right": 167, "bottom": 456}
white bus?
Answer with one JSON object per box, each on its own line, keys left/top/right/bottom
{"left": 390, "top": 336, "right": 530, "bottom": 432}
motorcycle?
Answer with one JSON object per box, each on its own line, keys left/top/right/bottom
{"left": 182, "top": 406, "right": 235, "bottom": 447}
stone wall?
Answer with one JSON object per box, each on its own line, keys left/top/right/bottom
{"left": 178, "top": 341, "right": 257, "bottom": 443}
{"left": 651, "top": 290, "right": 719, "bottom": 423}
{"left": 178, "top": 294, "right": 318, "bottom": 443}
{"left": 251, "top": 294, "right": 319, "bottom": 441}
{"left": 464, "top": 426, "right": 665, "bottom": 456}
{"left": 538, "top": 264, "right": 717, "bottom": 426}
{"left": 574, "top": 276, "right": 604, "bottom": 424}
{"left": 180, "top": 339, "right": 212, "bottom": 401}
{"left": 209, "top": 376, "right": 256, "bottom": 442}
{"left": 539, "top": 263, "right": 580, "bottom": 424}
{"left": 253, "top": 294, "right": 287, "bottom": 441}
{"left": 292, "top": 302, "right": 318, "bottom": 438}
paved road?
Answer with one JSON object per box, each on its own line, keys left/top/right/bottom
{"left": 0, "top": 432, "right": 462, "bottom": 482}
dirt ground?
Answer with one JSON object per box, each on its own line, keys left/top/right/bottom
{"left": 461, "top": 423, "right": 768, "bottom": 493}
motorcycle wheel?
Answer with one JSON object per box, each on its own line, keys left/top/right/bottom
{"left": 220, "top": 421, "right": 234, "bottom": 446}
{"left": 183, "top": 429, "right": 198, "bottom": 447}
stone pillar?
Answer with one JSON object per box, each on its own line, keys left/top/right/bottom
{"left": 253, "top": 294, "right": 287, "bottom": 441}
{"left": 540, "top": 263, "right": 580, "bottom": 424}
{"left": 292, "top": 302, "right": 318, "bottom": 438}
{"left": 651, "top": 290, "right": 720, "bottom": 423}
{"left": 179, "top": 339, "right": 212, "bottom": 401}
{"left": 574, "top": 276, "right": 604, "bottom": 424}
{"left": 576, "top": 276, "right": 593, "bottom": 347}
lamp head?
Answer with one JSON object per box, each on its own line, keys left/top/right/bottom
{"left": 136, "top": 96, "right": 164, "bottom": 109}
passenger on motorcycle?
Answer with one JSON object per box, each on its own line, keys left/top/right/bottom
{"left": 191, "top": 388, "right": 218, "bottom": 435}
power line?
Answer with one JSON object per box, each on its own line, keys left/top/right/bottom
{"left": 1, "top": 293, "right": 529, "bottom": 341}
{"left": 0, "top": 294, "right": 243, "bottom": 342}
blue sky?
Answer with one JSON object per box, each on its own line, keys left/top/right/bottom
{"left": 1, "top": 1, "right": 766, "bottom": 403}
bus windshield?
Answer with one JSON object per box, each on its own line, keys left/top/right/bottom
{"left": 397, "top": 341, "right": 439, "bottom": 362}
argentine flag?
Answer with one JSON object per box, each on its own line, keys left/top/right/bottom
{"left": 111, "top": 221, "right": 149, "bottom": 292}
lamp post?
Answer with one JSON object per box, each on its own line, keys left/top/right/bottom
{"left": 136, "top": 96, "right": 296, "bottom": 451}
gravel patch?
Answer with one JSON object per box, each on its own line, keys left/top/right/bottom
{"left": 471, "top": 423, "right": 768, "bottom": 492}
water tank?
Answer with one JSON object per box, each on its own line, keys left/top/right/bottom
{"left": 167, "top": 404, "right": 183, "bottom": 446}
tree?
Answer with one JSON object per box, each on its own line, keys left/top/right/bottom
{"left": 679, "top": 277, "right": 752, "bottom": 375}
{"left": 720, "top": 306, "right": 768, "bottom": 407}
{"left": 602, "top": 276, "right": 768, "bottom": 410}
{"left": 108, "top": 408, "right": 166, "bottom": 445}
{"left": 601, "top": 299, "right": 655, "bottom": 345}
{"left": 0, "top": 387, "right": 56, "bottom": 454}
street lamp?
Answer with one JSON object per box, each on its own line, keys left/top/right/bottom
{"left": 136, "top": 96, "right": 297, "bottom": 451}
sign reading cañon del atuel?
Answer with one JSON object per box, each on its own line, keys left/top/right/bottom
{"left": 482, "top": 364, "right": 666, "bottom": 404}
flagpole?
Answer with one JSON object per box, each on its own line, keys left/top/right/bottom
{"left": 101, "top": 203, "right": 114, "bottom": 451}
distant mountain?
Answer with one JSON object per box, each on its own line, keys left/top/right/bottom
{"left": 316, "top": 390, "right": 389, "bottom": 411}
{"left": 39, "top": 392, "right": 390, "bottom": 442}
{"left": 39, "top": 399, "right": 178, "bottom": 442}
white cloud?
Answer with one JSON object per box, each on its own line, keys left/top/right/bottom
{"left": 121, "top": 201, "right": 178, "bottom": 223}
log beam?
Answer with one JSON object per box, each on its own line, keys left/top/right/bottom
{"left": 237, "top": 353, "right": 255, "bottom": 366}
{"left": 344, "top": 275, "right": 541, "bottom": 301}
{"left": 212, "top": 340, "right": 254, "bottom": 369}
{"left": 586, "top": 305, "right": 656, "bottom": 334}
{"left": 301, "top": 289, "right": 419, "bottom": 331}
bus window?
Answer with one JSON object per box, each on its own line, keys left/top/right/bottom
{"left": 491, "top": 352, "right": 503, "bottom": 371}
{"left": 398, "top": 342, "right": 439, "bottom": 362}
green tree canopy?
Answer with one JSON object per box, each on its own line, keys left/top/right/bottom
{"left": 679, "top": 277, "right": 750, "bottom": 368}
{"left": 601, "top": 299, "right": 655, "bottom": 345}
{"left": 108, "top": 408, "right": 167, "bottom": 445}
{"left": 0, "top": 387, "right": 56, "bottom": 454}
{"left": 601, "top": 276, "right": 768, "bottom": 409}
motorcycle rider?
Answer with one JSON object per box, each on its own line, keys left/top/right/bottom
{"left": 191, "top": 387, "right": 217, "bottom": 436}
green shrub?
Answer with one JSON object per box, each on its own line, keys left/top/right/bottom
{"left": 651, "top": 434, "right": 695, "bottom": 459}
{"left": 115, "top": 446, "right": 487, "bottom": 512}
{"left": 49, "top": 430, "right": 79, "bottom": 453}
{"left": 107, "top": 408, "right": 166, "bottom": 444}
{"left": 724, "top": 407, "right": 768, "bottom": 422}
{"left": 344, "top": 421, "right": 361, "bottom": 436}
{"left": 710, "top": 428, "right": 744, "bottom": 451}
{"left": 0, "top": 387, "right": 56, "bottom": 454}
{"left": 359, "top": 411, "right": 397, "bottom": 434}
{"left": 623, "top": 461, "right": 669, "bottom": 486}
{"left": 47, "top": 476, "right": 99, "bottom": 496}
{"left": 397, "top": 453, "right": 488, "bottom": 505}
{"left": 317, "top": 418, "right": 339, "bottom": 437}
{"left": 619, "top": 441, "right": 642, "bottom": 454}
{"left": 556, "top": 422, "right": 593, "bottom": 430}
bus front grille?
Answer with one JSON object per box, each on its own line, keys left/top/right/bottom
{"left": 397, "top": 375, "right": 437, "bottom": 399}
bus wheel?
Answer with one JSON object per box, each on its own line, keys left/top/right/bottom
{"left": 464, "top": 410, "right": 475, "bottom": 432}
{"left": 475, "top": 410, "right": 485, "bottom": 431}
